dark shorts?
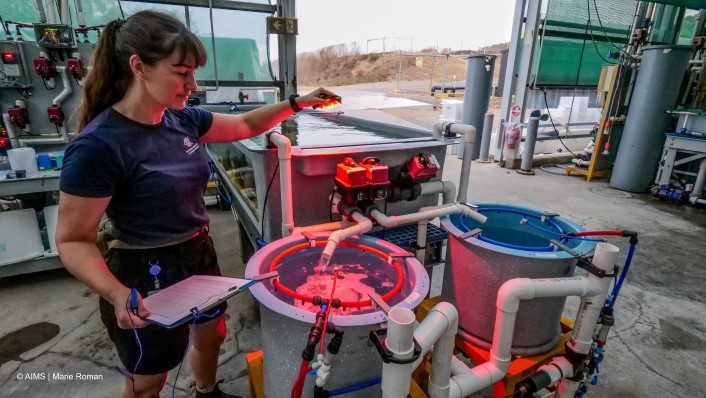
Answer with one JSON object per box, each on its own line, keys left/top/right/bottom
{"left": 99, "top": 230, "right": 227, "bottom": 376}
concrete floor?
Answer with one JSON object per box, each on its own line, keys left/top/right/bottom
{"left": 1, "top": 99, "right": 705, "bottom": 397}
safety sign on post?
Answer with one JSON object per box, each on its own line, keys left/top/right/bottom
{"left": 267, "top": 17, "right": 298, "bottom": 35}
{"left": 511, "top": 105, "right": 522, "bottom": 118}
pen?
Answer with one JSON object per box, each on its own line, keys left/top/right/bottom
{"left": 130, "top": 288, "right": 139, "bottom": 316}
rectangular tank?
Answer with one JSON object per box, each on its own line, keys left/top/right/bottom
{"left": 206, "top": 111, "right": 448, "bottom": 258}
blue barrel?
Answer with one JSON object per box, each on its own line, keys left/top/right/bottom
{"left": 441, "top": 203, "right": 595, "bottom": 355}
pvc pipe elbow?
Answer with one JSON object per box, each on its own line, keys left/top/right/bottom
{"left": 461, "top": 126, "right": 476, "bottom": 143}
{"left": 267, "top": 132, "right": 292, "bottom": 160}
{"left": 496, "top": 278, "right": 535, "bottom": 312}
{"left": 427, "top": 302, "right": 459, "bottom": 336}
{"left": 52, "top": 67, "right": 72, "bottom": 106}
{"left": 462, "top": 206, "right": 488, "bottom": 223}
{"left": 370, "top": 209, "right": 396, "bottom": 228}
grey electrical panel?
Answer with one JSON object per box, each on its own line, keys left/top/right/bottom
{"left": 0, "top": 41, "right": 31, "bottom": 89}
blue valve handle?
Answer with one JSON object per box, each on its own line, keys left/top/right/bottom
{"left": 130, "top": 288, "right": 139, "bottom": 315}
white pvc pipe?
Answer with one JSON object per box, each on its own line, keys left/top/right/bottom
{"left": 457, "top": 125, "right": 476, "bottom": 203}
{"left": 380, "top": 309, "right": 422, "bottom": 397}
{"left": 446, "top": 243, "right": 618, "bottom": 398}
{"left": 432, "top": 121, "right": 476, "bottom": 203}
{"left": 268, "top": 132, "right": 294, "bottom": 237}
{"left": 420, "top": 180, "right": 457, "bottom": 205}
{"left": 571, "top": 158, "right": 591, "bottom": 167}
{"left": 416, "top": 219, "right": 428, "bottom": 263}
{"left": 45, "top": 0, "right": 57, "bottom": 23}
{"left": 33, "top": 0, "right": 47, "bottom": 22}
{"left": 60, "top": 0, "right": 70, "bottom": 24}
{"left": 320, "top": 211, "right": 372, "bottom": 266}
{"left": 73, "top": 0, "right": 86, "bottom": 27}
{"left": 566, "top": 243, "right": 619, "bottom": 355}
{"left": 536, "top": 356, "right": 574, "bottom": 386}
{"left": 555, "top": 378, "right": 581, "bottom": 398}
{"left": 427, "top": 304, "right": 459, "bottom": 398}
{"left": 382, "top": 302, "right": 458, "bottom": 398}
{"left": 52, "top": 67, "right": 72, "bottom": 106}
{"left": 2, "top": 114, "right": 20, "bottom": 148}
{"left": 291, "top": 221, "right": 351, "bottom": 236}
{"left": 370, "top": 203, "right": 487, "bottom": 229}
{"left": 690, "top": 159, "right": 706, "bottom": 199}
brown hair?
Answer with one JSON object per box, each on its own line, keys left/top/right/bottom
{"left": 75, "top": 11, "right": 207, "bottom": 131}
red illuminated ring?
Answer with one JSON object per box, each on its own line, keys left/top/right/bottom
{"left": 269, "top": 241, "right": 405, "bottom": 308}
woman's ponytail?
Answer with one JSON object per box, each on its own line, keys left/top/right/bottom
{"left": 75, "top": 19, "right": 132, "bottom": 132}
{"left": 74, "top": 11, "right": 207, "bottom": 133}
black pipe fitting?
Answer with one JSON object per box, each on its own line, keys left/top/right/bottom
{"left": 338, "top": 203, "right": 362, "bottom": 221}
{"left": 302, "top": 312, "right": 327, "bottom": 361}
{"left": 601, "top": 307, "right": 615, "bottom": 327}
{"left": 514, "top": 370, "right": 552, "bottom": 397}
{"left": 313, "top": 386, "right": 330, "bottom": 398}
{"left": 388, "top": 183, "right": 422, "bottom": 203}
{"left": 326, "top": 325, "right": 344, "bottom": 355}
{"left": 621, "top": 230, "right": 638, "bottom": 244}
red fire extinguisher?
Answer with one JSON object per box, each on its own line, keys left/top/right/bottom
{"left": 505, "top": 124, "right": 521, "bottom": 150}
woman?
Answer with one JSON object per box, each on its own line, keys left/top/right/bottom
{"left": 56, "top": 11, "right": 338, "bottom": 398}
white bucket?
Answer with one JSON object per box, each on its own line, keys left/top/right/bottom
{"left": 0, "top": 209, "right": 45, "bottom": 266}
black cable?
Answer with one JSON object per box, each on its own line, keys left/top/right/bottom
{"left": 585, "top": 0, "right": 617, "bottom": 65}
{"left": 542, "top": 90, "right": 580, "bottom": 158}
{"left": 17, "top": 126, "right": 36, "bottom": 136}
{"left": 328, "top": 187, "right": 335, "bottom": 222}
{"left": 592, "top": 0, "right": 634, "bottom": 59}
{"left": 54, "top": 124, "right": 61, "bottom": 136}
{"left": 41, "top": 78, "right": 55, "bottom": 91}
{"left": 0, "top": 15, "right": 10, "bottom": 36}
{"left": 117, "top": 0, "right": 125, "bottom": 19}
{"left": 261, "top": 162, "right": 279, "bottom": 238}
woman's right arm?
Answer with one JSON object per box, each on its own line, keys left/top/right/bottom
{"left": 56, "top": 192, "right": 150, "bottom": 328}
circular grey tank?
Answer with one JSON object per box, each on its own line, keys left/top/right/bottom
{"left": 245, "top": 232, "right": 429, "bottom": 398}
{"left": 610, "top": 45, "right": 693, "bottom": 192}
{"left": 440, "top": 203, "right": 595, "bottom": 356}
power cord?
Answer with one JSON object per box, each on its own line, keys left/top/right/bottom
{"left": 119, "top": 293, "right": 221, "bottom": 398}
{"left": 172, "top": 309, "right": 220, "bottom": 398}
{"left": 542, "top": 90, "right": 580, "bottom": 158}
{"left": 585, "top": 0, "right": 617, "bottom": 65}
{"left": 591, "top": 0, "right": 634, "bottom": 59}
{"left": 261, "top": 162, "right": 280, "bottom": 239}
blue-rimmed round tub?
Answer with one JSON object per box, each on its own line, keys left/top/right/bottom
{"left": 440, "top": 203, "right": 595, "bottom": 355}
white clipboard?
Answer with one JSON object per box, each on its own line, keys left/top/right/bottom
{"left": 143, "top": 273, "right": 276, "bottom": 328}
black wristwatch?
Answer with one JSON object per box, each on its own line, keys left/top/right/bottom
{"left": 289, "top": 94, "right": 302, "bottom": 113}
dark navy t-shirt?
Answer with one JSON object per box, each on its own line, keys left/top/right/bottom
{"left": 60, "top": 107, "right": 214, "bottom": 246}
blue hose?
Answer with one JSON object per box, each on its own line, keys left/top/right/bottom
{"left": 608, "top": 242, "right": 636, "bottom": 308}
{"left": 329, "top": 378, "right": 382, "bottom": 396}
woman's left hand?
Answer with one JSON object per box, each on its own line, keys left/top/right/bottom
{"left": 296, "top": 87, "right": 341, "bottom": 109}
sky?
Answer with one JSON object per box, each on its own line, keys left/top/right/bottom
{"left": 295, "top": 0, "right": 516, "bottom": 54}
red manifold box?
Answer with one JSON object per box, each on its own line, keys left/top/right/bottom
{"left": 360, "top": 162, "right": 389, "bottom": 185}
{"left": 407, "top": 153, "right": 440, "bottom": 180}
{"left": 335, "top": 157, "right": 368, "bottom": 188}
